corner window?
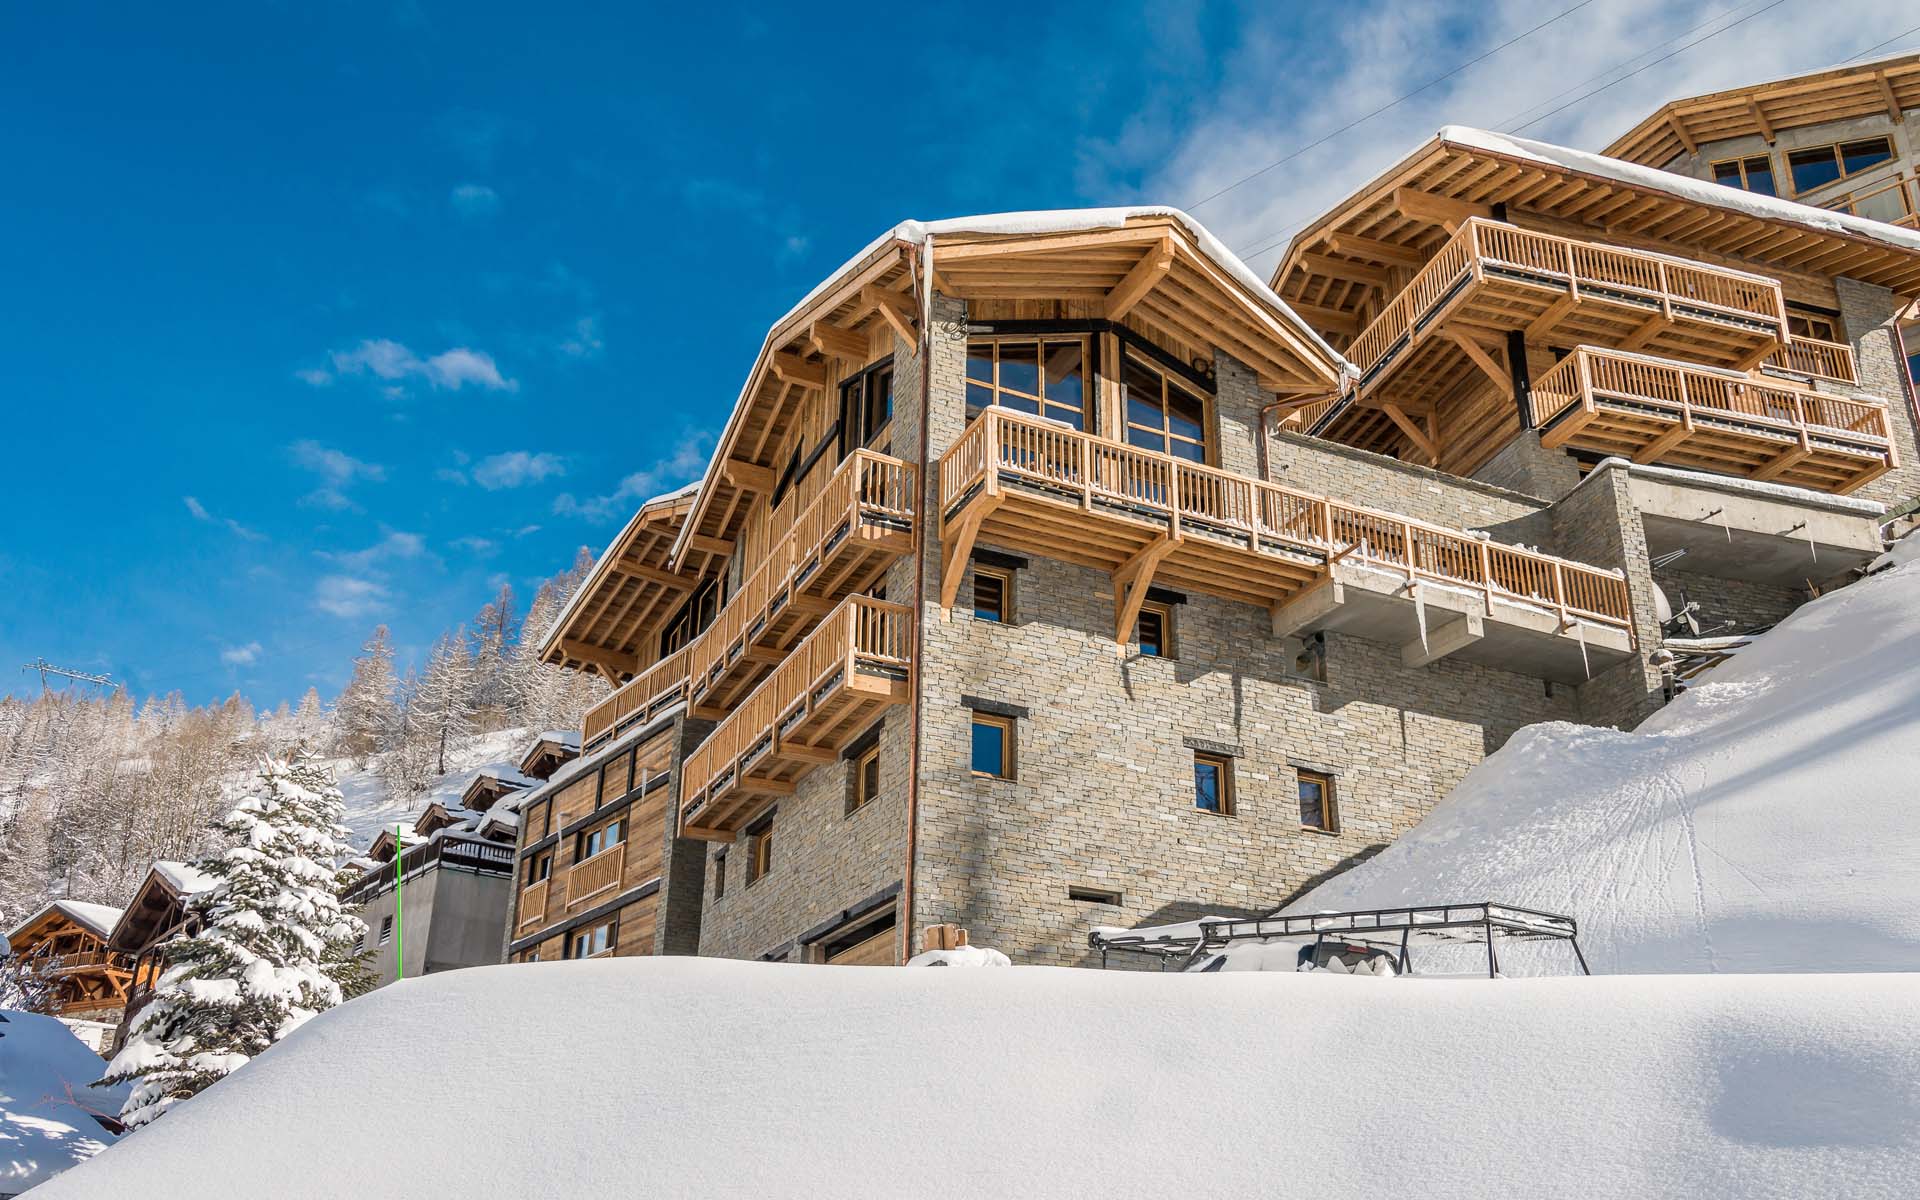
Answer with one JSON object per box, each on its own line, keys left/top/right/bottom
{"left": 1711, "top": 155, "right": 1776, "bottom": 197}
{"left": 1136, "top": 602, "right": 1174, "bottom": 658}
{"left": 966, "top": 337, "right": 1087, "bottom": 429}
{"left": 745, "top": 814, "right": 775, "bottom": 886}
{"left": 1122, "top": 352, "right": 1209, "bottom": 463}
{"left": 1193, "top": 752, "right": 1233, "bottom": 816}
{"left": 969, "top": 711, "right": 1016, "bottom": 779}
{"left": 1298, "top": 770, "right": 1337, "bottom": 833}
{"left": 569, "top": 921, "right": 615, "bottom": 959}
{"left": 850, "top": 745, "right": 882, "bottom": 814}
{"left": 973, "top": 567, "right": 1012, "bottom": 623}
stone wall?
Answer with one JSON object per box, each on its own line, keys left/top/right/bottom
{"left": 1550, "top": 464, "right": 1666, "bottom": 730}
{"left": 1658, "top": 568, "right": 1806, "bottom": 634}
{"left": 1837, "top": 275, "right": 1920, "bottom": 508}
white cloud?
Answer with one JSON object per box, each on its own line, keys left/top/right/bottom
{"left": 450, "top": 182, "right": 500, "bottom": 216}
{"left": 183, "top": 495, "right": 266, "bottom": 541}
{"left": 291, "top": 440, "right": 386, "bottom": 511}
{"left": 184, "top": 496, "right": 212, "bottom": 521}
{"left": 471, "top": 450, "right": 566, "bottom": 490}
{"left": 293, "top": 367, "right": 334, "bottom": 387}
{"left": 314, "top": 575, "right": 389, "bottom": 619}
{"left": 558, "top": 315, "right": 604, "bottom": 359}
{"left": 325, "top": 338, "right": 517, "bottom": 393}
{"left": 220, "top": 641, "right": 263, "bottom": 667}
{"left": 451, "top": 535, "right": 499, "bottom": 556}
{"left": 319, "top": 530, "right": 427, "bottom": 572}
{"left": 435, "top": 466, "right": 470, "bottom": 486}
{"left": 552, "top": 431, "right": 710, "bottom": 523}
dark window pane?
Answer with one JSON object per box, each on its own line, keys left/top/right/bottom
{"left": 1713, "top": 160, "right": 1744, "bottom": 188}
{"left": 1840, "top": 138, "right": 1893, "bottom": 176}
{"left": 1299, "top": 779, "right": 1325, "bottom": 828}
{"left": 867, "top": 367, "right": 893, "bottom": 440}
{"left": 1194, "top": 761, "right": 1221, "bottom": 812}
{"left": 1170, "top": 439, "right": 1206, "bottom": 464}
{"left": 1137, "top": 611, "right": 1164, "bottom": 657}
{"left": 1043, "top": 343, "right": 1083, "bottom": 408}
{"left": 967, "top": 345, "right": 994, "bottom": 383}
{"left": 970, "top": 719, "right": 1006, "bottom": 776}
{"left": 1788, "top": 146, "right": 1841, "bottom": 194}
{"left": 1167, "top": 384, "right": 1205, "bottom": 442}
{"left": 1742, "top": 157, "right": 1776, "bottom": 197}
{"left": 1127, "top": 393, "right": 1163, "bottom": 429}
{"left": 1003, "top": 393, "right": 1040, "bottom": 416}
{"left": 1127, "top": 428, "right": 1166, "bottom": 453}
{"left": 998, "top": 342, "right": 1040, "bottom": 397}
{"left": 966, "top": 382, "right": 993, "bottom": 413}
{"left": 1045, "top": 403, "right": 1086, "bottom": 431}
{"left": 974, "top": 574, "right": 1005, "bottom": 622}
{"left": 861, "top": 754, "right": 881, "bottom": 803}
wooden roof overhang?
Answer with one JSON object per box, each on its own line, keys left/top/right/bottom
{"left": 518, "top": 735, "right": 577, "bottom": 780}
{"left": 1275, "top": 131, "right": 1920, "bottom": 349}
{"left": 8, "top": 905, "right": 113, "bottom": 952}
{"left": 537, "top": 486, "right": 710, "bottom": 682}
{"left": 671, "top": 213, "right": 1352, "bottom": 568}
{"left": 1607, "top": 53, "right": 1920, "bottom": 167}
{"left": 107, "top": 867, "right": 196, "bottom": 955}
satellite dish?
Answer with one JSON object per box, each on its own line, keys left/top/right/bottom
{"left": 1652, "top": 583, "right": 1673, "bottom": 625}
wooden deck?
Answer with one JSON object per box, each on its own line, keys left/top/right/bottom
{"left": 679, "top": 596, "right": 912, "bottom": 839}
{"left": 579, "top": 450, "right": 914, "bottom": 749}
{"left": 939, "top": 408, "right": 1632, "bottom": 640}
{"left": 1532, "top": 346, "right": 1897, "bottom": 493}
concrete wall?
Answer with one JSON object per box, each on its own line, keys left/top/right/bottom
{"left": 354, "top": 865, "right": 512, "bottom": 988}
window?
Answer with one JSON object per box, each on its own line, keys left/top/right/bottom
{"left": 1297, "top": 770, "right": 1337, "bottom": 833}
{"left": 1711, "top": 155, "right": 1777, "bottom": 197}
{"left": 745, "top": 815, "right": 775, "bottom": 886}
{"left": 1136, "top": 602, "right": 1174, "bottom": 658}
{"left": 526, "top": 951, "right": 540, "bottom": 963}
{"left": 1787, "top": 137, "right": 1894, "bottom": 195}
{"left": 840, "top": 358, "right": 894, "bottom": 451}
{"left": 713, "top": 849, "right": 727, "bottom": 900}
{"left": 525, "top": 851, "right": 552, "bottom": 886}
{"left": 970, "top": 711, "right": 1016, "bottom": 779}
{"left": 1193, "top": 753, "right": 1234, "bottom": 816}
{"left": 849, "top": 745, "right": 882, "bottom": 814}
{"left": 378, "top": 915, "right": 393, "bottom": 946}
{"left": 576, "top": 818, "right": 622, "bottom": 861}
{"left": 818, "top": 908, "right": 897, "bottom": 965}
{"left": 1122, "top": 352, "right": 1209, "bottom": 463}
{"left": 1067, "top": 886, "right": 1123, "bottom": 905}
{"left": 568, "top": 921, "right": 615, "bottom": 959}
{"left": 1787, "top": 312, "right": 1839, "bottom": 343}
{"left": 973, "top": 567, "right": 1012, "bottom": 623}
{"left": 965, "top": 337, "right": 1088, "bottom": 429}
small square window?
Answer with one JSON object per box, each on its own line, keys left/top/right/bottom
{"left": 1193, "top": 752, "right": 1234, "bottom": 816}
{"left": 970, "top": 712, "right": 1015, "bottom": 779}
{"left": 378, "top": 915, "right": 393, "bottom": 946}
{"left": 569, "top": 921, "right": 615, "bottom": 959}
{"left": 1137, "top": 603, "right": 1174, "bottom": 658}
{"left": 973, "top": 568, "right": 1011, "bottom": 623}
{"left": 525, "top": 851, "right": 552, "bottom": 885}
{"left": 1298, "top": 770, "right": 1337, "bottom": 833}
{"left": 745, "top": 815, "right": 775, "bottom": 886}
{"left": 849, "top": 745, "right": 882, "bottom": 814}
{"left": 713, "top": 850, "right": 727, "bottom": 900}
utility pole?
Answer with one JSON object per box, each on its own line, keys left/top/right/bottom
{"left": 20, "top": 659, "right": 117, "bottom": 692}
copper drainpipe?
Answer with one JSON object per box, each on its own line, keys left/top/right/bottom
{"left": 901, "top": 234, "right": 934, "bottom": 963}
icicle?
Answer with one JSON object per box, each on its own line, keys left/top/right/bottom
{"left": 1577, "top": 620, "right": 1591, "bottom": 679}
{"left": 1808, "top": 529, "right": 1818, "bottom": 564}
{"left": 1413, "top": 583, "right": 1429, "bottom": 653}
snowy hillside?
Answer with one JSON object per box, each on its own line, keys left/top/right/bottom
{"left": 29, "top": 958, "right": 1920, "bottom": 1199}
{"left": 329, "top": 727, "right": 531, "bottom": 850}
{"left": 0, "top": 1010, "right": 126, "bottom": 1194}
{"left": 1284, "top": 543, "right": 1920, "bottom": 975}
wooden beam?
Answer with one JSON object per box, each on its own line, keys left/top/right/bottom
{"left": 1382, "top": 403, "right": 1439, "bottom": 464}
{"left": 938, "top": 496, "right": 1003, "bottom": 610}
{"left": 1111, "top": 535, "right": 1178, "bottom": 644}
{"left": 1295, "top": 251, "right": 1391, "bottom": 288}
{"left": 1106, "top": 236, "right": 1175, "bottom": 320}
{"left": 1747, "top": 98, "right": 1776, "bottom": 144}
{"left": 1393, "top": 188, "right": 1493, "bottom": 232}
{"left": 1447, "top": 332, "right": 1512, "bottom": 399}
{"left": 1617, "top": 313, "right": 1670, "bottom": 353}
{"left": 808, "top": 321, "right": 868, "bottom": 363}
{"left": 722, "top": 457, "right": 775, "bottom": 493}
{"left": 557, "top": 637, "right": 639, "bottom": 679}
{"left": 1876, "top": 71, "right": 1903, "bottom": 122}
{"left": 1750, "top": 443, "right": 1812, "bottom": 483}
{"left": 613, "top": 560, "right": 694, "bottom": 591}
{"left": 1667, "top": 112, "right": 1698, "bottom": 157}
{"left": 770, "top": 352, "right": 827, "bottom": 389}
{"left": 861, "top": 284, "right": 918, "bottom": 347}
{"left": 1287, "top": 302, "right": 1360, "bottom": 336}
{"left": 1525, "top": 293, "right": 1579, "bottom": 341}
{"left": 1326, "top": 233, "right": 1426, "bottom": 269}
{"left": 685, "top": 534, "right": 734, "bottom": 556}
{"left": 1631, "top": 416, "right": 1695, "bottom": 465}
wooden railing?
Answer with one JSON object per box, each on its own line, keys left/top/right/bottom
{"left": 1276, "top": 395, "right": 1340, "bottom": 433}
{"left": 1820, "top": 173, "right": 1919, "bottom": 229}
{"left": 566, "top": 844, "right": 625, "bottom": 906}
{"left": 516, "top": 879, "right": 549, "bottom": 932}
{"left": 579, "top": 449, "right": 915, "bottom": 748}
{"left": 1764, "top": 335, "right": 1857, "bottom": 384}
{"left": 1343, "top": 218, "right": 1787, "bottom": 388}
{"left": 38, "top": 949, "right": 129, "bottom": 973}
{"left": 943, "top": 407, "right": 1632, "bottom": 628}
{"left": 680, "top": 596, "right": 914, "bottom": 826}
{"left": 1532, "top": 346, "right": 1893, "bottom": 446}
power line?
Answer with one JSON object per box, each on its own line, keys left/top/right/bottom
{"left": 1836, "top": 23, "right": 1920, "bottom": 65}
{"left": 1185, "top": 0, "right": 1599, "bottom": 213}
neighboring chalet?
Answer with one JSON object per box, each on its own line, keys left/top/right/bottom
{"left": 105, "top": 861, "right": 216, "bottom": 1053}
{"left": 4, "top": 901, "right": 130, "bottom": 1047}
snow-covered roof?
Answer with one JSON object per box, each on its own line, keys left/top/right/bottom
{"left": 535, "top": 729, "right": 582, "bottom": 749}
{"left": 1439, "top": 125, "right": 1920, "bottom": 255}
{"left": 1576, "top": 457, "right": 1889, "bottom": 515}
{"left": 6, "top": 900, "right": 125, "bottom": 942}
{"left": 152, "top": 861, "right": 218, "bottom": 898}
{"left": 469, "top": 768, "right": 536, "bottom": 790}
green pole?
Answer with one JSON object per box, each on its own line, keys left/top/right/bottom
{"left": 394, "top": 822, "right": 403, "bottom": 983}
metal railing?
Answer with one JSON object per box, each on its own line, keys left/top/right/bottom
{"left": 340, "top": 836, "right": 516, "bottom": 903}
{"left": 943, "top": 407, "right": 1632, "bottom": 628}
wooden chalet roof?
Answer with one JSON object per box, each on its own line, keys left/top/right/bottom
{"left": 1607, "top": 52, "right": 1920, "bottom": 167}
{"left": 107, "top": 862, "right": 212, "bottom": 954}
{"left": 6, "top": 899, "right": 122, "bottom": 945}
{"left": 670, "top": 208, "right": 1354, "bottom": 566}
{"left": 518, "top": 731, "right": 578, "bottom": 779}
{"left": 1275, "top": 127, "right": 1920, "bottom": 346}
{"left": 536, "top": 482, "right": 713, "bottom": 680}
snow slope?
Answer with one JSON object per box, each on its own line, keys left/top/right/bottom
{"left": 30, "top": 958, "right": 1920, "bottom": 1199}
{"left": 0, "top": 1010, "right": 126, "bottom": 1194}
{"left": 1282, "top": 547, "right": 1920, "bottom": 976}
{"left": 331, "top": 727, "right": 530, "bottom": 849}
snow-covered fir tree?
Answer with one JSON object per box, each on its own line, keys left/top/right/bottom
{"left": 413, "top": 629, "right": 478, "bottom": 775}
{"left": 97, "top": 753, "right": 369, "bottom": 1128}
{"left": 333, "top": 626, "right": 398, "bottom": 761}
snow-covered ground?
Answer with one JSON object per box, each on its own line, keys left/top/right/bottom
{"left": 0, "top": 1009, "right": 126, "bottom": 1195}
{"left": 1275, "top": 544, "right": 1920, "bottom": 976}
{"left": 330, "top": 727, "right": 530, "bottom": 850}
{"left": 29, "top": 958, "right": 1920, "bottom": 1199}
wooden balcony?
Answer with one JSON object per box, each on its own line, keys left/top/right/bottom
{"left": 516, "top": 879, "right": 549, "bottom": 933}
{"left": 1533, "top": 346, "right": 1897, "bottom": 494}
{"left": 566, "top": 844, "right": 625, "bottom": 907}
{"left": 1763, "top": 335, "right": 1857, "bottom": 386}
{"left": 578, "top": 449, "right": 914, "bottom": 749}
{"left": 680, "top": 596, "right": 912, "bottom": 839}
{"left": 941, "top": 407, "right": 1633, "bottom": 681}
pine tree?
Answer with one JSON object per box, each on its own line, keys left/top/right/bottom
{"left": 413, "top": 630, "right": 478, "bottom": 776}
{"left": 292, "top": 687, "right": 327, "bottom": 751}
{"left": 469, "top": 585, "right": 521, "bottom": 730}
{"left": 334, "top": 626, "right": 398, "bottom": 761}
{"left": 97, "top": 753, "right": 368, "bottom": 1129}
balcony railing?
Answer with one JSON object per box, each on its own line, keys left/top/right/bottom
{"left": 565, "top": 844, "right": 625, "bottom": 906}
{"left": 942, "top": 407, "right": 1632, "bottom": 629}
{"left": 680, "top": 595, "right": 913, "bottom": 837}
{"left": 1343, "top": 217, "right": 1787, "bottom": 395}
{"left": 1764, "top": 335, "right": 1858, "bottom": 385}
{"left": 1820, "top": 173, "right": 1920, "bottom": 230}
{"left": 516, "top": 878, "right": 550, "bottom": 933}
{"left": 1532, "top": 346, "right": 1896, "bottom": 493}
{"left": 35, "top": 949, "right": 131, "bottom": 974}
{"left": 579, "top": 449, "right": 915, "bottom": 749}
{"left": 341, "top": 836, "right": 516, "bottom": 904}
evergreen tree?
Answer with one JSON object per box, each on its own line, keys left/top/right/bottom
{"left": 334, "top": 626, "right": 398, "bottom": 761}
{"left": 470, "top": 585, "right": 521, "bottom": 729}
{"left": 97, "top": 753, "right": 368, "bottom": 1128}
{"left": 413, "top": 629, "right": 478, "bottom": 776}
{"left": 292, "top": 687, "right": 327, "bottom": 750}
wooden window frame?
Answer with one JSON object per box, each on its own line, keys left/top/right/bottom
{"left": 745, "top": 814, "right": 775, "bottom": 887}
{"left": 1297, "top": 769, "right": 1338, "bottom": 834}
{"left": 1193, "top": 752, "right": 1234, "bottom": 817}
{"left": 1710, "top": 154, "right": 1777, "bottom": 196}
{"left": 1135, "top": 601, "right": 1175, "bottom": 659}
{"left": 1785, "top": 135, "right": 1896, "bottom": 198}
{"left": 839, "top": 356, "right": 895, "bottom": 454}
{"left": 815, "top": 906, "right": 898, "bottom": 964}
{"left": 1121, "top": 349, "right": 1213, "bottom": 465}
{"left": 969, "top": 711, "right": 1017, "bottom": 780}
{"left": 848, "top": 744, "right": 883, "bottom": 815}
{"left": 1786, "top": 312, "right": 1840, "bottom": 343}
{"left": 525, "top": 851, "right": 553, "bottom": 886}
{"left": 569, "top": 920, "right": 617, "bottom": 960}
{"left": 576, "top": 817, "right": 624, "bottom": 863}
{"left": 965, "top": 335, "right": 1092, "bottom": 430}
{"left": 972, "top": 566, "right": 1013, "bottom": 623}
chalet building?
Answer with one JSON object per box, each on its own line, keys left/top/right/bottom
{"left": 104, "top": 861, "right": 215, "bottom": 1052}
{"left": 344, "top": 776, "right": 520, "bottom": 987}
{"left": 4, "top": 900, "right": 131, "bottom": 1045}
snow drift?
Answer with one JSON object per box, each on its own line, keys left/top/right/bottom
{"left": 1284, "top": 546, "right": 1920, "bottom": 975}
{"left": 0, "top": 1010, "right": 126, "bottom": 1194}
{"left": 30, "top": 957, "right": 1920, "bottom": 1199}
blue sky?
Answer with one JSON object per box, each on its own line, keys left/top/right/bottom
{"left": 1, "top": 1, "right": 1907, "bottom": 708}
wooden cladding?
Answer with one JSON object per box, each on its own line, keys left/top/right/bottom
{"left": 939, "top": 406, "right": 1631, "bottom": 628}
{"left": 680, "top": 595, "right": 913, "bottom": 838}
{"left": 580, "top": 449, "right": 914, "bottom": 749}
{"left": 1532, "top": 346, "right": 1896, "bottom": 493}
